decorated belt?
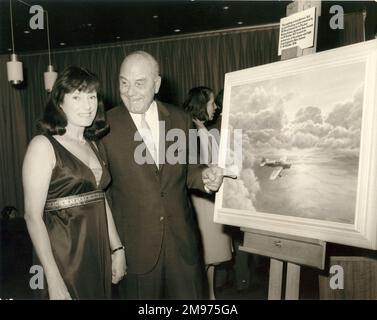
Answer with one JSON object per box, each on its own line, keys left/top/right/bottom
{"left": 44, "top": 190, "right": 105, "bottom": 212}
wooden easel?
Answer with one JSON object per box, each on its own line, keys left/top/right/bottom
{"left": 240, "top": 228, "right": 326, "bottom": 299}
{"left": 239, "top": 0, "right": 326, "bottom": 300}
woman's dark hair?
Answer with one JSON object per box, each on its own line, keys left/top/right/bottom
{"left": 37, "top": 66, "right": 109, "bottom": 140}
{"left": 182, "top": 86, "right": 214, "bottom": 122}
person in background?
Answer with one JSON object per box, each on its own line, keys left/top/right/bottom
{"left": 183, "top": 86, "right": 233, "bottom": 299}
{"left": 213, "top": 88, "right": 256, "bottom": 293}
{"left": 22, "top": 66, "right": 126, "bottom": 299}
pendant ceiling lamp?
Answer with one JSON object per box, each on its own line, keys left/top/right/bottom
{"left": 44, "top": 11, "right": 57, "bottom": 92}
{"left": 7, "top": 0, "right": 23, "bottom": 85}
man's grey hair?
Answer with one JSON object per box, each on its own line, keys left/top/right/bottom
{"left": 122, "top": 51, "right": 160, "bottom": 77}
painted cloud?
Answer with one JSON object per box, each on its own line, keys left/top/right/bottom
{"left": 222, "top": 78, "right": 364, "bottom": 211}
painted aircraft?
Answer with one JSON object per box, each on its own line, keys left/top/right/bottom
{"left": 260, "top": 156, "right": 292, "bottom": 180}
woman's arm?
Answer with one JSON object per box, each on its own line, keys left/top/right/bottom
{"left": 23, "top": 135, "right": 71, "bottom": 300}
{"left": 104, "top": 198, "right": 127, "bottom": 284}
{"left": 194, "top": 122, "right": 219, "bottom": 165}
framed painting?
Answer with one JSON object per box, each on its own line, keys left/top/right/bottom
{"left": 215, "top": 39, "right": 377, "bottom": 250}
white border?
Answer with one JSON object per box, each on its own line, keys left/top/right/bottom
{"left": 215, "top": 39, "right": 377, "bottom": 250}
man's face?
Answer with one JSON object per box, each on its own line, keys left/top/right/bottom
{"left": 119, "top": 57, "right": 161, "bottom": 114}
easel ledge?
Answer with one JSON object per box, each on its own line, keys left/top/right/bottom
{"left": 240, "top": 227, "right": 326, "bottom": 300}
{"left": 240, "top": 228, "right": 326, "bottom": 270}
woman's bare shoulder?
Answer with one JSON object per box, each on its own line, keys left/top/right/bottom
{"left": 24, "top": 135, "right": 55, "bottom": 165}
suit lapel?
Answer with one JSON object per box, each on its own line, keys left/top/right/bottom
{"left": 120, "top": 105, "right": 140, "bottom": 151}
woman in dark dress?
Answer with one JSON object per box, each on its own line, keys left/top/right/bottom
{"left": 22, "top": 66, "right": 126, "bottom": 299}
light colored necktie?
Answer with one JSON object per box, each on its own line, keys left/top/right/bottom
{"left": 140, "top": 113, "right": 157, "bottom": 165}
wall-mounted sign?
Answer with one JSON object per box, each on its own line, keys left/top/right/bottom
{"left": 278, "top": 6, "right": 316, "bottom": 56}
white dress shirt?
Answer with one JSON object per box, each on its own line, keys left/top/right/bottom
{"left": 130, "top": 101, "right": 160, "bottom": 166}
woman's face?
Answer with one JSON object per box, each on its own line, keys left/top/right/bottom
{"left": 206, "top": 93, "right": 217, "bottom": 121}
{"left": 60, "top": 89, "right": 98, "bottom": 128}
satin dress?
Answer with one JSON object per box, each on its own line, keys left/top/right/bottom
{"left": 40, "top": 135, "right": 112, "bottom": 299}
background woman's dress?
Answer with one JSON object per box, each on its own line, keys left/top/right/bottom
{"left": 191, "top": 127, "right": 232, "bottom": 265}
{"left": 191, "top": 193, "right": 232, "bottom": 264}
{"left": 39, "top": 135, "right": 112, "bottom": 299}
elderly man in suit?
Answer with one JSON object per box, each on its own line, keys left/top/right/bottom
{"left": 102, "top": 51, "right": 229, "bottom": 299}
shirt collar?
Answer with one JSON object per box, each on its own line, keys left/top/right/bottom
{"left": 145, "top": 100, "right": 158, "bottom": 121}
{"left": 129, "top": 100, "right": 158, "bottom": 124}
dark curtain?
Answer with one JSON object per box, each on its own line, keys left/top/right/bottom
{"left": 318, "top": 12, "right": 365, "bottom": 52}
{"left": 0, "top": 13, "right": 365, "bottom": 216}
{"left": 20, "top": 26, "right": 280, "bottom": 140}
{"left": 0, "top": 56, "right": 28, "bottom": 215}
{"left": 340, "top": 12, "right": 365, "bottom": 45}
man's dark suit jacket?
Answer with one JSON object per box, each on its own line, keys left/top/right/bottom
{"left": 102, "top": 100, "right": 206, "bottom": 275}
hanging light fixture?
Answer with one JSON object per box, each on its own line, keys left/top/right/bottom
{"left": 44, "top": 11, "right": 57, "bottom": 92}
{"left": 7, "top": 0, "right": 24, "bottom": 85}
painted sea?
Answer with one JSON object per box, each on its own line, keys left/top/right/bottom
{"left": 251, "top": 148, "right": 358, "bottom": 224}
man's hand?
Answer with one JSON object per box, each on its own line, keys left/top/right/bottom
{"left": 202, "top": 165, "right": 237, "bottom": 193}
